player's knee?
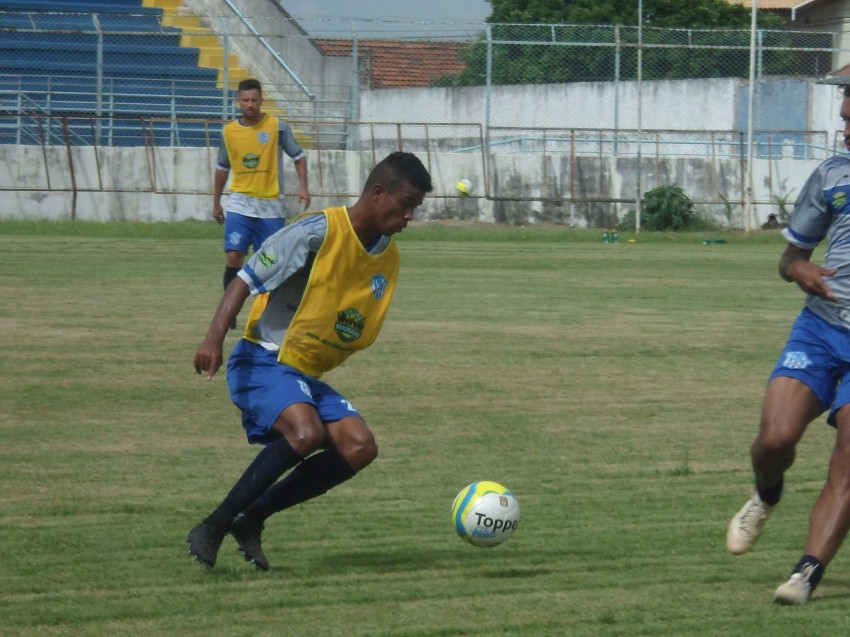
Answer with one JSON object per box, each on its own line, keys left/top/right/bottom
{"left": 752, "top": 429, "right": 795, "bottom": 458}
{"left": 225, "top": 251, "right": 244, "bottom": 269}
{"left": 828, "top": 435, "right": 850, "bottom": 474}
{"left": 281, "top": 420, "right": 325, "bottom": 457}
{"left": 342, "top": 433, "right": 378, "bottom": 471}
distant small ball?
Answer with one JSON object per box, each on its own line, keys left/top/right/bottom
{"left": 456, "top": 179, "right": 472, "bottom": 197}
{"left": 451, "top": 481, "right": 520, "bottom": 547}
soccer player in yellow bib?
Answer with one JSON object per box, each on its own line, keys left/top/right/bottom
{"left": 213, "top": 78, "right": 311, "bottom": 329}
{"left": 188, "top": 152, "right": 432, "bottom": 570}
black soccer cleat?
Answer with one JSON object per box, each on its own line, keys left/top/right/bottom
{"left": 230, "top": 512, "right": 270, "bottom": 571}
{"left": 186, "top": 522, "right": 226, "bottom": 568}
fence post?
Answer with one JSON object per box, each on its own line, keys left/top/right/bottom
{"left": 93, "top": 14, "right": 103, "bottom": 146}
{"left": 613, "top": 24, "right": 620, "bottom": 157}
{"left": 485, "top": 24, "right": 492, "bottom": 157}
{"left": 348, "top": 35, "right": 360, "bottom": 151}
{"left": 221, "top": 17, "right": 229, "bottom": 119}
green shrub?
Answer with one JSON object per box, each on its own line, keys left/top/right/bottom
{"left": 643, "top": 185, "right": 696, "bottom": 231}
{"left": 619, "top": 186, "right": 698, "bottom": 232}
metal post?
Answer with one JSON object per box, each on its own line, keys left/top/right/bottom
{"left": 614, "top": 24, "right": 620, "bottom": 157}
{"left": 635, "top": 0, "right": 642, "bottom": 234}
{"left": 93, "top": 14, "right": 103, "bottom": 146}
{"left": 485, "top": 24, "right": 492, "bottom": 157}
{"left": 744, "top": 0, "right": 758, "bottom": 232}
{"left": 348, "top": 35, "right": 360, "bottom": 151}
{"left": 221, "top": 18, "right": 229, "bottom": 119}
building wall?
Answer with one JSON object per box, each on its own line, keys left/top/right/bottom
{"left": 793, "top": 0, "right": 850, "bottom": 71}
{"left": 360, "top": 76, "right": 841, "bottom": 133}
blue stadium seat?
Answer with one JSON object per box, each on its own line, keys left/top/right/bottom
{"left": 0, "top": 0, "right": 157, "bottom": 12}
{"left": 0, "top": 0, "right": 233, "bottom": 146}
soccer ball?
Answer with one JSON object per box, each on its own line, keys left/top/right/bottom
{"left": 455, "top": 179, "right": 472, "bottom": 197}
{"left": 451, "top": 481, "right": 520, "bottom": 547}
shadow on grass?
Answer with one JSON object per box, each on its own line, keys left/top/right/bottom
{"left": 309, "top": 548, "right": 553, "bottom": 579}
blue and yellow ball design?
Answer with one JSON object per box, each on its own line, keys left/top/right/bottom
{"left": 451, "top": 481, "right": 521, "bottom": 547}
{"left": 455, "top": 179, "right": 472, "bottom": 197}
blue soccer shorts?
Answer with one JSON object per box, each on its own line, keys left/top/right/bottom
{"left": 223, "top": 212, "right": 285, "bottom": 254}
{"left": 770, "top": 307, "right": 850, "bottom": 426}
{"left": 226, "top": 339, "right": 363, "bottom": 444}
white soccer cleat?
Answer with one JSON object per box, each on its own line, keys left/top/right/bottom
{"left": 726, "top": 492, "right": 774, "bottom": 555}
{"left": 774, "top": 565, "right": 818, "bottom": 605}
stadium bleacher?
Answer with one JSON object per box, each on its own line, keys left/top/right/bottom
{"left": 0, "top": 0, "right": 231, "bottom": 146}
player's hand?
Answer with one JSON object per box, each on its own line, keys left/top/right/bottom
{"left": 194, "top": 340, "right": 224, "bottom": 380}
{"left": 213, "top": 203, "right": 225, "bottom": 225}
{"left": 300, "top": 188, "right": 312, "bottom": 211}
{"left": 787, "top": 260, "right": 839, "bottom": 302}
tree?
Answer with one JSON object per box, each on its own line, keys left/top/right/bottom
{"left": 485, "top": 0, "right": 762, "bottom": 28}
{"left": 432, "top": 0, "right": 799, "bottom": 87}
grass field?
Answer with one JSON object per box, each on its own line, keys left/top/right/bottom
{"left": 1, "top": 221, "right": 847, "bottom": 636}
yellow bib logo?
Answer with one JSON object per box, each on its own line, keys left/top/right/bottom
{"left": 335, "top": 308, "right": 364, "bottom": 343}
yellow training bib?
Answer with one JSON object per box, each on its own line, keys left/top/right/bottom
{"left": 278, "top": 206, "right": 399, "bottom": 377}
{"left": 223, "top": 114, "right": 280, "bottom": 199}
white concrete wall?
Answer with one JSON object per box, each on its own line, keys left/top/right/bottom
{"left": 0, "top": 142, "right": 818, "bottom": 228}
{"left": 360, "top": 78, "right": 742, "bottom": 130}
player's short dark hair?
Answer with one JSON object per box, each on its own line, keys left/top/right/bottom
{"left": 844, "top": 84, "right": 850, "bottom": 98}
{"left": 238, "top": 78, "right": 262, "bottom": 94}
{"left": 365, "top": 151, "right": 433, "bottom": 195}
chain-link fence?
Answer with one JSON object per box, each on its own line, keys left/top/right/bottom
{"left": 1, "top": 4, "right": 848, "bottom": 227}
{"left": 1, "top": 10, "right": 842, "bottom": 143}
{"left": 431, "top": 23, "right": 837, "bottom": 134}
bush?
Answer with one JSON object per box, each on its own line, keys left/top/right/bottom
{"left": 619, "top": 186, "right": 697, "bottom": 232}
{"left": 642, "top": 185, "right": 696, "bottom": 231}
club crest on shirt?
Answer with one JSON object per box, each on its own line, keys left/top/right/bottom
{"left": 833, "top": 191, "right": 848, "bottom": 210}
{"left": 371, "top": 274, "right": 389, "bottom": 300}
{"left": 335, "top": 308, "right": 364, "bottom": 343}
{"left": 258, "top": 251, "right": 276, "bottom": 267}
{"left": 258, "top": 131, "right": 270, "bottom": 144}
{"left": 243, "top": 153, "right": 260, "bottom": 169}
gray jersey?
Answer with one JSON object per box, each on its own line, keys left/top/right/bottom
{"left": 236, "top": 211, "right": 391, "bottom": 351}
{"left": 783, "top": 154, "right": 850, "bottom": 327}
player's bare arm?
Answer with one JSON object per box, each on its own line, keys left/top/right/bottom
{"left": 295, "top": 157, "right": 311, "bottom": 210}
{"left": 212, "top": 169, "right": 228, "bottom": 224}
{"left": 780, "top": 243, "right": 839, "bottom": 302}
{"left": 194, "top": 278, "right": 251, "bottom": 379}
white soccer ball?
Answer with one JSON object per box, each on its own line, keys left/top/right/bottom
{"left": 451, "top": 481, "right": 520, "bottom": 547}
{"left": 455, "top": 179, "right": 472, "bottom": 197}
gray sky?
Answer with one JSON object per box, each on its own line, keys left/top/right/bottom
{"left": 280, "top": 0, "right": 492, "bottom": 39}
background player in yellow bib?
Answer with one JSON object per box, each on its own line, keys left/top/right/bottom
{"left": 188, "top": 152, "right": 433, "bottom": 571}
{"left": 213, "top": 78, "right": 311, "bottom": 329}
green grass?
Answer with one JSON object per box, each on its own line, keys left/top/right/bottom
{"left": 1, "top": 220, "right": 843, "bottom": 636}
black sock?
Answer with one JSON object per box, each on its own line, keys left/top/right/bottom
{"left": 245, "top": 448, "right": 356, "bottom": 520}
{"left": 793, "top": 554, "right": 825, "bottom": 590}
{"left": 204, "top": 438, "right": 303, "bottom": 531}
{"left": 223, "top": 266, "right": 240, "bottom": 291}
{"left": 757, "top": 478, "right": 783, "bottom": 506}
